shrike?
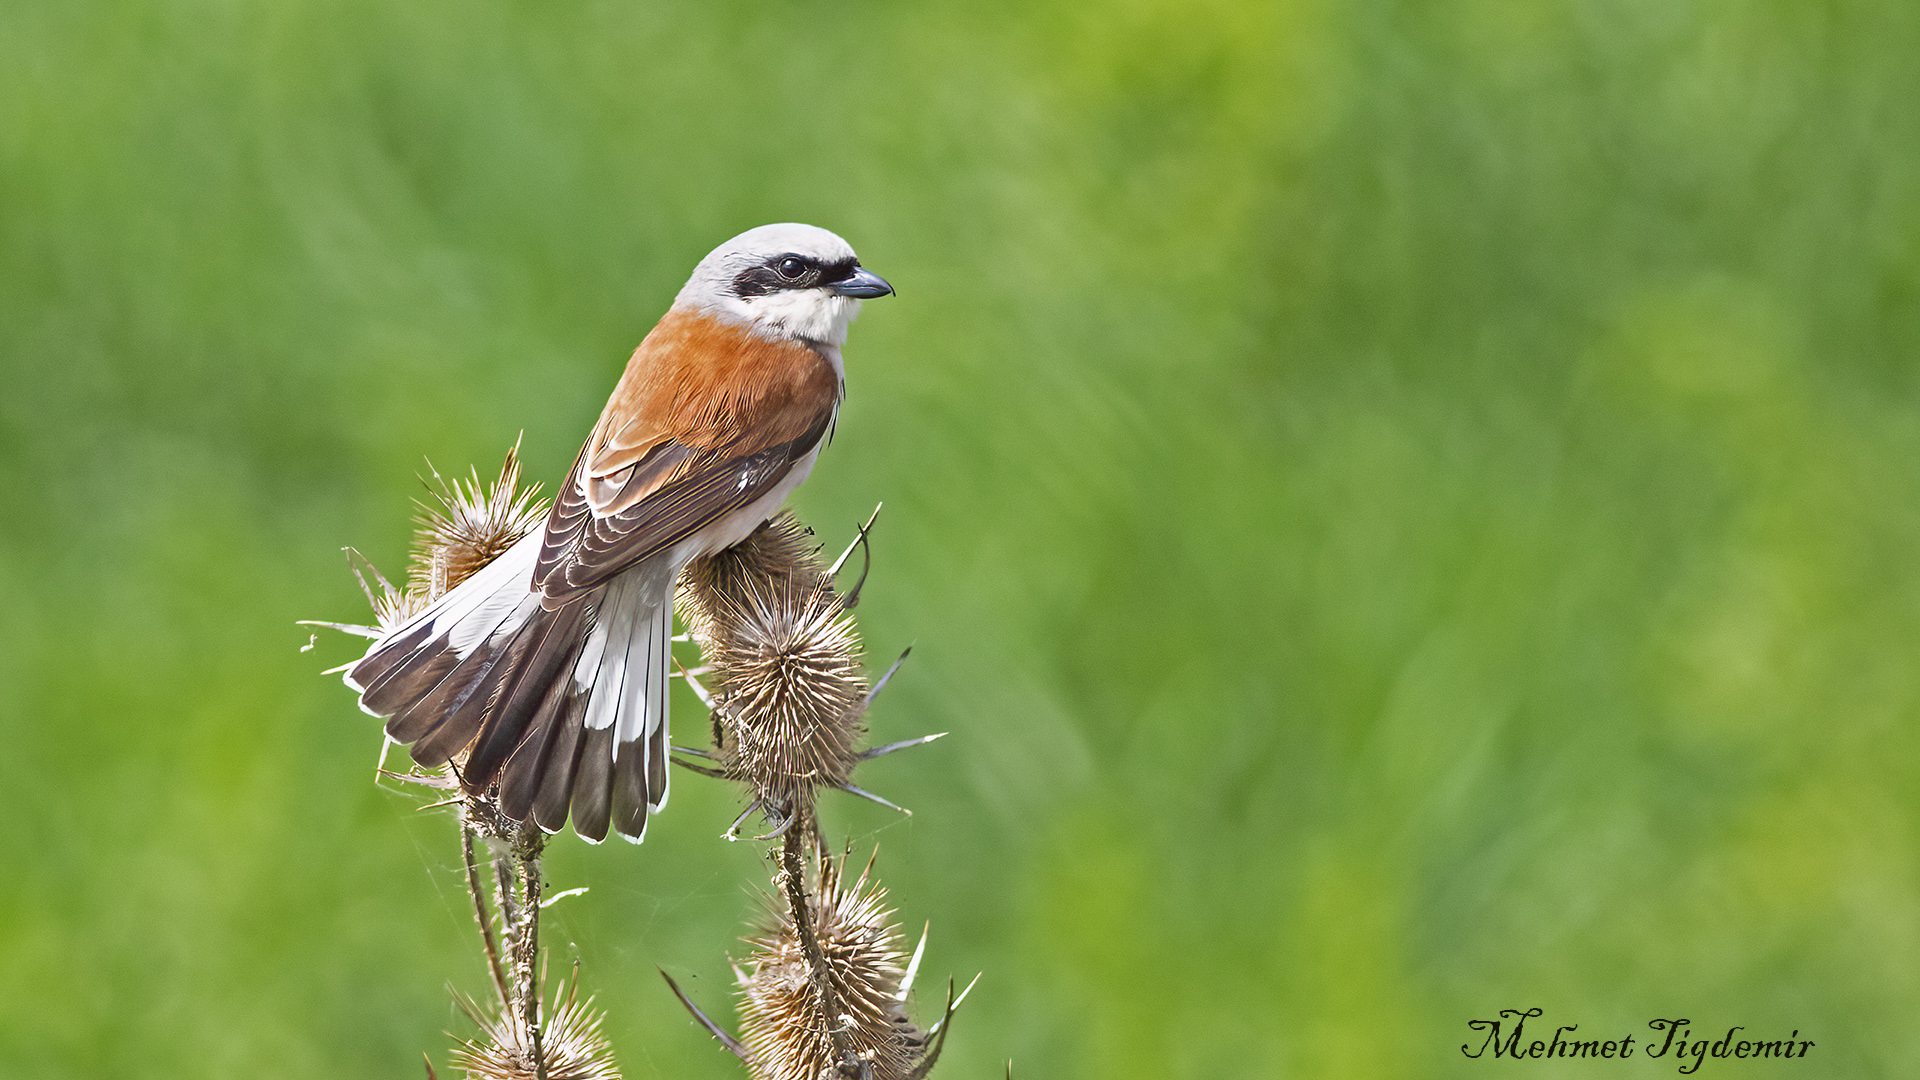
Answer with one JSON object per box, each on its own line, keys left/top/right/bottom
{"left": 344, "top": 223, "right": 892, "bottom": 844}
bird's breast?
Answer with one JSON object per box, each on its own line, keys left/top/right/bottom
{"left": 592, "top": 308, "right": 840, "bottom": 461}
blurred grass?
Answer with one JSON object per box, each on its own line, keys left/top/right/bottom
{"left": 3, "top": 0, "right": 1919, "bottom": 1076}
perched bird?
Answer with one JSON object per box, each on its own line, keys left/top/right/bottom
{"left": 344, "top": 224, "right": 892, "bottom": 844}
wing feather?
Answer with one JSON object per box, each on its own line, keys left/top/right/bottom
{"left": 531, "top": 311, "right": 838, "bottom": 604}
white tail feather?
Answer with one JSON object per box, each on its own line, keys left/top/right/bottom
{"left": 614, "top": 600, "right": 673, "bottom": 813}
{"left": 581, "top": 575, "right": 640, "bottom": 735}
{"left": 345, "top": 530, "right": 542, "bottom": 696}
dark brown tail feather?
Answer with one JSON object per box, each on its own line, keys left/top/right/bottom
{"left": 647, "top": 715, "right": 668, "bottom": 809}
{"left": 571, "top": 726, "right": 616, "bottom": 843}
{"left": 417, "top": 600, "right": 553, "bottom": 771}
{"left": 609, "top": 741, "right": 651, "bottom": 841}
{"left": 350, "top": 619, "right": 435, "bottom": 699}
{"left": 365, "top": 635, "right": 465, "bottom": 732}
{"left": 465, "top": 599, "right": 593, "bottom": 786}
{"left": 530, "top": 691, "right": 591, "bottom": 832}
{"left": 397, "top": 604, "right": 541, "bottom": 767}
{"left": 386, "top": 634, "right": 506, "bottom": 752}
{"left": 496, "top": 636, "right": 587, "bottom": 822}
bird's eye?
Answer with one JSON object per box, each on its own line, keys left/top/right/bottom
{"left": 777, "top": 257, "right": 806, "bottom": 279}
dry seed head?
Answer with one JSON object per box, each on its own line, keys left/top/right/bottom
{"left": 737, "top": 852, "right": 922, "bottom": 1080}
{"left": 679, "top": 512, "right": 827, "bottom": 638}
{"left": 357, "top": 556, "right": 427, "bottom": 633}
{"left": 451, "top": 975, "right": 621, "bottom": 1080}
{"left": 412, "top": 442, "right": 550, "bottom": 603}
{"left": 680, "top": 517, "right": 867, "bottom": 811}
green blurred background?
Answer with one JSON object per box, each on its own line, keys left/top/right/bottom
{"left": 3, "top": 0, "right": 1918, "bottom": 1076}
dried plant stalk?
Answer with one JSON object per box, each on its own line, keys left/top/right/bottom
{"left": 325, "top": 444, "right": 613, "bottom": 1080}
{"left": 737, "top": 847, "right": 924, "bottom": 1080}
{"left": 670, "top": 511, "right": 970, "bottom": 1080}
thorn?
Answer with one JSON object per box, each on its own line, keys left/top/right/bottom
{"left": 949, "top": 972, "right": 982, "bottom": 1015}
{"left": 898, "top": 922, "right": 931, "bottom": 1002}
{"left": 671, "top": 757, "right": 731, "bottom": 780}
{"left": 835, "top": 783, "right": 912, "bottom": 816}
{"left": 828, "top": 503, "right": 882, "bottom": 605}
{"left": 417, "top": 796, "right": 462, "bottom": 811}
{"left": 659, "top": 967, "right": 750, "bottom": 1062}
{"left": 377, "top": 767, "right": 456, "bottom": 788}
{"left": 828, "top": 503, "right": 884, "bottom": 578}
{"left": 908, "top": 975, "right": 978, "bottom": 1080}
{"left": 671, "top": 743, "right": 716, "bottom": 760}
{"left": 723, "top": 801, "right": 762, "bottom": 841}
{"left": 539, "top": 886, "right": 589, "bottom": 909}
{"left": 926, "top": 974, "right": 981, "bottom": 1038}
{"left": 674, "top": 660, "right": 716, "bottom": 708}
{"left": 860, "top": 731, "right": 947, "bottom": 761}
{"left": 342, "top": 547, "right": 397, "bottom": 610}
{"left": 863, "top": 646, "right": 913, "bottom": 707}
{"left": 422, "top": 1052, "right": 438, "bottom": 1080}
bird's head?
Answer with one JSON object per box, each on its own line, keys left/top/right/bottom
{"left": 674, "top": 223, "right": 893, "bottom": 348}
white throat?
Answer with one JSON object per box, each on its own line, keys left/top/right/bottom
{"left": 677, "top": 289, "right": 863, "bottom": 348}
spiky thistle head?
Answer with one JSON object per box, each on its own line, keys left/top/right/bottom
{"left": 681, "top": 511, "right": 827, "bottom": 610}
{"left": 348, "top": 443, "right": 550, "bottom": 635}
{"left": 679, "top": 516, "right": 868, "bottom": 815}
{"left": 450, "top": 970, "right": 621, "bottom": 1080}
{"left": 737, "top": 851, "right": 923, "bottom": 1080}
{"left": 413, "top": 440, "right": 549, "bottom": 604}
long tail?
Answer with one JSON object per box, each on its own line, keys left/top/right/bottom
{"left": 343, "top": 532, "right": 673, "bottom": 844}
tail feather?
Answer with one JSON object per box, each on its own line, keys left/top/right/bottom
{"left": 571, "top": 725, "right": 616, "bottom": 843}
{"left": 610, "top": 741, "right": 650, "bottom": 841}
{"left": 342, "top": 530, "right": 678, "bottom": 844}
{"left": 350, "top": 531, "right": 543, "bottom": 704}
{"left": 530, "top": 688, "right": 590, "bottom": 832}
{"left": 409, "top": 599, "right": 545, "bottom": 768}
{"left": 610, "top": 598, "right": 672, "bottom": 840}
{"left": 647, "top": 710, "right": 670, "bottom": 814}
{"left": 494, "top": 610, "right": 594, "bottom": 821}
{"left": 466, "top": 599, "right": 593, "bottom": 784}
{"left": 346, "top": 618, "right": 435, "bottom": 699}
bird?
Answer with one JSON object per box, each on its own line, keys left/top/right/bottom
{"left": 343, "top": 223, "right": 892, "bottom": 844}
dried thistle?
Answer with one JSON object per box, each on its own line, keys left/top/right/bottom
{"left": 333, "top": 441, "right": 549, "bottom": 636}
{"left": 678, "top": 513, "right": 868, "bottom": 827}
{"left": 318, "top": 443, "right": 572, "bottom": 1080}
{"left": 664, "top": 511, "right": 975, "bottom": 1080}
{"left": 737, "top": 849, "right": 921, "bottom": 1080}
{"left": 452, "top": 965, "right": 621, "bottom": 1080}
{"left": 413, "top": 439, "right": 549, "bottom": 604}
{"left": 681, "top": 512, "right": 828, "bottom": 606}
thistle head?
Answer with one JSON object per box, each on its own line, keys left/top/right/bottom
{"left": 679, "top": 515, "right": 868, "bottom": 817}
{"left": 450, "top": 971, "right": 620, "bottom": 1080}
{"left": 737, "top": 851, "right": 922, "bottom": 1080}
{"left": 412, "top": 441, "right": 549, "bottom": 603}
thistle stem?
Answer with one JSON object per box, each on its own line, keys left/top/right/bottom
{"left": 516, "top": 834, "right": 547, "bottom": 1080}
{"left": 462, "top": 824, "right": 511, "bottom": 1008}
{"left": 779, "top": 818, "right": 856, "bottom": 1069}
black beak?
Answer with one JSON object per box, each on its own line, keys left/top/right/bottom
{"left": 831, "top": 267, "right": 893, "bottom": 299}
